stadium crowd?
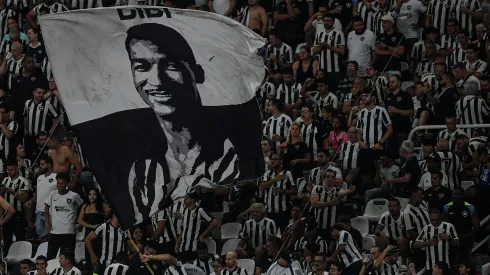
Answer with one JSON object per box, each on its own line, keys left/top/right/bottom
{"left": 0, "top": 0, "right": 488, "bottom": 274}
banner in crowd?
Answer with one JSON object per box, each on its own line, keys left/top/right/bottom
{"left": 40, "top": 7, "right": 266, "bottom": 229}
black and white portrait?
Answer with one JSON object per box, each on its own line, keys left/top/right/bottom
{"left": 125, "top": 23, "right": 239, "bottom": 223}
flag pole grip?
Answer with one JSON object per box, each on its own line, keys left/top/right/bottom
{"left": 128, "top": 235, "right": 156, "bottom": 275}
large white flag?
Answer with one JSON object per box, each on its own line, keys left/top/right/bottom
{"left": 40, "top": 7, "right": 266, "bottom": 229}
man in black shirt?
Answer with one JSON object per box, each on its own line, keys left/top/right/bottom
{"left": 424, "top": 170, "right": 451, "bottom": 211}
{"left": 429, "top": 70, "right": 456, "bottom": 125}
{"left": 0, "top": 80, "right": 14, "bottom": 121}
{"left": 374, "top": 14, "right": 405, "bottom": 74}
{"left": 385, "top": 140, "right": 420, "bottom": 197}
{"left": 329, "top": 0, "right": 354, "bottom": 33}
{"left": 385, "top": 75, "right": 414, "bottom": 158}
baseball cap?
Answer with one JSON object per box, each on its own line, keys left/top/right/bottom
{"left": 380, "top": 14, "right": 395, "bottom": 23}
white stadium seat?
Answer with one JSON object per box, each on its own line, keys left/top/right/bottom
{"left": 220, "top": 239, "right": 241, "bottom": 256}
{"left": 47, "top": 259, "right": 61, "bottom": 274}
{"left": 6, "top": 241, "right": 32, "bottom": 264}
{"left": 76, "top": 226, "right": 86, "bottom": 242}
{"left": 223, "top": 201, "right": 230, "bottom": 213}
{"left": 204, "top": 238, "right": 217, "bottom": 255}
{"left": 31, "top": 242, "right": 49, "bottom": 262}
{"left": 75, "top": 242, "right": 86, "bottom": 264}
{"left": 221, "top": 223, "right": 242, "bottom": 239}
{"left": 362, "top": 236, "right": 376, "bottom": 252}
{"left": 350, "top": 217, "right": 369, "bottom": 236}
{"left": 238, "top": 259, "right": 256, "bottom": 275}
{"left": 461, "top": 181, "right": 474, "bottom": 190}
{"left": 361, "top": 199, "right": 389, "bottom": 222}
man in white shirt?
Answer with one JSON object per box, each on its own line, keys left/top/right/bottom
{"left": 44, "top": 172, "right": 83, "bottom": 260}
{"left": 393, "top": 0, "right": 427, "bottom": 56}
{"left": 347, "top": 16, "right": 376, "bottom": 74}
{"left": 27, "top": 155, "right": 57, "bottom": 242}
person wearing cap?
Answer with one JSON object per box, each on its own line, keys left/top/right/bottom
{"left": 443, "top": 187, "right": 479, "bottom": 262}
{"left": 175, "top": 190, "right": 217, "bottom": 259}
{"left": 385, "top": 140, "right": 420, "bottom": 198}
{"left": 418, "top": 153, "right": 449, "bottom": 191}
{"left": 372, "top": 13, "right": 404, "bottom": 76}
{"left": 373, "top": 245, "right": 400, "bottom": 275}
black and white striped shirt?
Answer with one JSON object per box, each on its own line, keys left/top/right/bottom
{"left": 49, "top": 267, "right": 82, "bottom": 275}
{"left": 194, "top": 256, "right": 216, "bottom": 275}
{"left": 151, "top": 209, "right": 176, "bottom": 244}
{"left": 416, "top": 222, "right": 458, "bottom": 270}
{"left": 440, "top": 34, "right": 459, "bottom": 51}
{"left": 94, "top": 222, "right": 126, "bottom": 266}
{"left": 293, "top": 236, "right": 328, "bottom": 253}
{"left": 411, "top": 41, "right": 441, "bottom": 64}
{"left": 1, "top": 175, "right": 29, "bottom": 211}
{"left": 0, "top": 120, "right": 18, "bottom": 159}
{"left": 238, "top": 6, "right": 250, "bottom": 26}
{"left": 0, "top": 7, "right": 16, "bottom": 39}
{"left": 356, "top": 1, "right": 372, "bottom": 32}
{"left": 179, "top": 206, "right": 213, "bottom": 252}
{"left": 403, "top": 202, "right": 430, "bottom": 235}
{"left": 455, "top": 0, "right": 481, "bottom": 38}
{"left": 261, "top": 170, "right": 294, "bottom": 213}
{"left": 317, "top": 92, "right": 339, "bottom": 111}
{"left": 375, "top": 260, "right": 400, "bottom": 275}
{"left": 314, "top": 29, "right": 345, "bottom": 73}
{"left": 447, "top": 46, "right": 466, "bottom": 67}
{"left": 339, "top": 141, "right": 359, "bottom": 170}
{"left": 465, "top": 59, "right": 488, "bottom": 75}
{"left": 427, "top": 0, "right": 455, "bottom": 35}
{"left": 356, "top": 106, "right": 392, "bottom": 148}
{"left": 367, "top": 76, "right": 388, "bottom": 104}
{"left": 70, "top": 0, "right": 102, "bottom": 9}
{"left": 455, "top": 96, "right": 490, "bottom": 136}
{"left": 309, "top": 165, "right": 342, "bottom": 185}
{"left": 6, "top": 55, "right": 24, "bottom": 89}
{"left": 276, "top": 82, "right": 302, "bottom": 105}
{"left": 263, "top": 113, "right": 292, "bottom": 142}
{"left": 437, "top": 129, "right": 467, "bottom": 150}
{"left": 300, "top": 121, "right": 321, "bottom": 161}
{"left": 378, "top": 211, "right": 405, "bottom": 243}
{"left": 311, "top": 185, "right": 341, "bottom": 230}
{"left": 416, "top": 58, "right": 436, "bottom": 77}
{"left": 23, "top": 99, "right": 59, "bottom": 136}
{"left": 75, "top": 141, "right": 89, "bottom": 168}
{"left": 468, "top": 136, "right": 487, "bottom": 156}
{"left": 41, "top": 57, "right": 53, "bottom": 80}
{"left": 104, "top": 263, "right": 129, "bottom": 275}
{"left": 222, "top": 267, "right": 249, "bottom": 275}
{"left": 258, "top": 81, "right": 276, "bottom": 117}
{"left": 370, "top": 6, "right": 390, "bottom": 36}
{"left": 437, "top": 151, "right": 462, "bottom": 190}
{"left": 165, "top": 263, "right": 189, "bottom": 275}
{"left": 266, "top": 43, "right": 293, "bottom": 71}
{"left": 169, "top": 199, "right": 186, "bottom": 235}
{"left": 242, "top": 217, "right": 277, "bottom": 248}
{"left": 335, "top": 230, "right": 362, "bottom": 267}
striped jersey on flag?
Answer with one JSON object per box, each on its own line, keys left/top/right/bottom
{"left": 104, "top": 263, "right": 129, "bottom": 275}
{"left": 356, "top": 106, "right": 392, "bottom": 148}
{"left": 0, "top": 120, "right": 18, "bottom": 159}
{"left": 276, "top": 82, "right": 302, "bottom": 105}
{"left": 261, "top": 169, "right": 294, "bottom": 213}
{"left": 70, "top": 0, "right": 102, "bottom": 9}
{"left": 179, "top": 206, "right": 214, "bottom": 252}
{"left": 416, "top": 221, "right": 458, "bottom": 270}
{"left": 49, "top": 267, "right": 82, "bottom": 275}
{"left": 263, "top": 113, "right": 292, "bottom": 142}
{"left": 94, "top": 222, "right": 127, "bottom": 266}
{"left": 1, "top": 175, "right": 29, "bottom": 211}
{"left": 403, "top": 202, "right": 430, "bottom": 235}
{"left": 427, "top": 0, "right": 455, "bottom": 35}
{"left": 339, "top": 141, "right": 359, "bottom": 170}
{"left": 242, "top": 217, "right": 277, "bottom": 248}
{"left": 266, "top": 43, "right": 294, "bottom": 71}
{"left": 378, "top": 211, "right": 405, "bottom": 243}
{"left": 300, "top": 120, "right": 322, "bottom": 161}
{"left": 314, "top": 29, "right": 345, "bottom": 73}
{"left": 311, "top": 185, "right": 341, "bottom": 230}
{"left": 436, "top": 151, "right": 462, "bottom": 190}
{"left": 335, "top": 230, "right": 362, "bottom": 267}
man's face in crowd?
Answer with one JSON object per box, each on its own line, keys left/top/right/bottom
{"left": 440, "top": 72, "right": 450, "bottom": 86}
{"left": 225, "top": 254, "right": 236, "bottom": 268}
{"left": 40, "top": 159, "right": 50, "bottom": 174}
{"left": 33, "top": 88, "right": 45, "bottom": 101}
{"left": 447, "top": 21, "right": 458, "bottom": 35}
{"left": 323, "top": 16, "right": 334, "bottom": 30}
{"left": 378, "top": 0, "right": 387, "bottom": 8}
{"left": 382, "top": 20, "right": 392, "bottom": 32}
{"left": 388, "top": 200, "right": 400, "bottom": 216}
{"left": 317, "top": 152, "right": 327, "bottom": 165}
{"left": 129, "top": 39, "right": 195, "bottom": 117}
{"left": 347, "top": 127, "right": 357, "bottom": 142}
{"left": 248, "top": 0, "right": 258, "bottom": 5}
{"left": 366, "top": 66, "right": 376, "bottom": 77}
{"left": 347, "top": 64, "right": 357, "bottom": 77}
{"left": 23, "top": 56, "right": 35, "bottom": 72}
{"left": 453, "top": 67, "right": 464, "bottom": 80}
{"left": 6, "top": 165, "right": 17, "bottom": 178}
{"left": 353, "top": 20, "right": 364, "bottom": 34}
{"left": 37, "top": 134, "right": 47, "bottom": 147}
{"left": 283, "top": 73, "right": 293, "bottom": 85}
{"left": 425, "top": 43, "right": 436, "bottom": 57}
{"left": 466, "top": 49, "right": 477, "bottom": 61}
{"left": 458, "top": 33, "right": 469, "bottom": 46}
{"left": 362, "top": 93, "right": 374, "bottom": 105}
{"left": 301, "top": 107, "right": 312, "bottom": 120}
{"left": 57, "top": 178, "right": 68, "bottom": 191}
{"left": 0, "top": 108, "right": 7, "bottom": 123}
{"left": 426, "top": 32, "right": 437, "bottom": 42}
{"left": 431, "top": 173, "right": 441, "bottom": 187}
{"left": 317, "top": 82, "right": 327, "bottom": 93}
{"left": 388, "top": 77, "right": 399, "bottom": 91}
{"left": 36, "top": 260, "right": 47, "bottom": 273}
{"left": 49, "top": 78, "right": 57, "bottom": 91}
{"left": 445, "top": 117, "right": 457, "bottom": 132}
{"left": 261, "top": 140, "right": 271, "bottom": 153}
{"left": 430, "top": 213, "right": 442, "bottom": 227}
{"left": 11, "top": 44, "right": 22, "bottom": 57}
{"left": 20, "top": 264, "right": 30, "bottom": 275}
{"left": 198, "top": 248, "right": 208, "bottom": 260}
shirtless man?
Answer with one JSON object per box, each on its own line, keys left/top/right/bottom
{"left": 47, "top": 135, "right": 81, "bottom": 190}
{"left": 237, "top": 0, "right": 268, "bottom": 37}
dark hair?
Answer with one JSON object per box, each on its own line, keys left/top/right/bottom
{"left": 281, "top": 67, "right": 293, "bottom": 76}
{"left": 60, "top": 250, "right": 75, "bottom": 265}
{"left": 125, "top": 23, "right": 204, "bottom": 84}
{"left": 7, "top": 17, "right": 17, "bottom": 23}
{"left": 390, "top": 74, "right": 402, "bottom": 82}
{"left": 434, "top": 261, "right": 450, "bottom": 274}
{"left": 447, "top": 18, "right": 459, "bottom": 26}
{"left": 213, "top": 258, "right": 224, "bottom": 267}
{"left": 267, "top": 236, "right": 282, "bottom": 249}
{"left": 330, "top": 260, "right": 345, "bottom": 270}
{"left": 304, "top": 243, "right": 319, "bottom": 254}
{"left": 430, "top": 170, "right": 443, "bottom": 179}
{"left": 36, "top": 255, "right": 48, "bottom": 263}
{"left": 331, "top": 224, "right": 344, "bottom": 231}
{"left": 37, "top": 131, "right": 48, "bottom": 138}
{"left": 452, "top": 187, "right": 465, "bottom": 194}
{"left": 39, "top": 155, "right": 53, "bottom": 166}
{"left": 430, "top": 208, "right": 442, "bottom": 215}
{"left": 466, "top": 43, "right": 479, "bottom": 52}
{"left": 300, "top": 45, "right": 311, "bottom": 54}
{"left": 0, "top": 104, "right": 9, "bottom": 113}
{"left": 29, "top": 27, "right": 39, "bottom": 34}
{"left": 197, "top": 241, "right": 208, "bottom": 250}
{"left": 87, "top": 187, "right": 104, "bottom": 214}
{"left": 114, "top": 251, "right": 129, "bottom": 265}
{"left": 19, "top": 259, "right": 33, "bottom": 266}
{"left": 423, "top": 26, "right": 438, "bottom": 36}
{"left": 353, "top": 15, "right": 364, "bottom": 23}
{"left": 458, "top": 29, "right": 470, "bottom": 37}
{"left": 270, "top": 99, "right": 284, "bottom": 112}
{"left": 301, "top": 104, "right": 314, "bottom": 112}
{"left": 453, "top": 62, "right": 466, "bottom": 70}
{"left": 323, "top": 13, "right": 335, "bottom": 19}
{"left": 319, "top": 149, "right": 330, "bottom": 157}
{"left": 316, "top": 77, "right": 327, "bottom": 85}
{"left": 337, "top": 215, "right": 351, "bottom": 224}
{"left": 347, "top": 60, "right": 359, "bottom": 70}
{"left": 6, "top": 158, "right": 18, "bottom": 167}
{"left": 56, "top": 172, "right": 71, "bottom": 183}
{"left": 388, "top": 198, "right": 400, "bottom": 206}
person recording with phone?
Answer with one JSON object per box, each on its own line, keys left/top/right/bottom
{"left": 373, "top": 245, "right": 400, "bottom": 275}
{"left": 359, "top": 246, "right": 381, "bottom": 275}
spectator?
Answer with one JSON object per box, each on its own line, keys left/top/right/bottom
{"left": 375, "top": 199, "right": 405, "bottom": 252}
{"left": 329, "top": 224, "right": 362, "bottom": 275}
{"left": 104, "top": 251, "right": 129, "bottom": 275}
{"left": 19, "top": 259, "right": 33, "bottom": 275}
{"left": 27, "top": 255, "right": 48, "bottom": 275}
{"left": 242, "top": 202, "right": 277, "bottom": 249}
{"left": 50, "top": 250, "right": 82, "bottom": 275}
{"left": 385, "top": 141, "right": 420, "bottom": 197}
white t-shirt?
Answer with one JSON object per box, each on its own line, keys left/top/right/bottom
{"left": 183, "top": 263, "right": 206, "bottom": 275}
{"left": 36, "top": 172, "right": 57, "bottom": 213}
{"left": 418, "top": 171, "right": 449, "bottom": 190}
{"left": 347, "top": 29, "right": 376, "bottom": 72}
{"left": 393, "top": 0, "right": 427, "bottom": 39}
{"left": 45, "top": 190, "right": 83, "bottom": 234}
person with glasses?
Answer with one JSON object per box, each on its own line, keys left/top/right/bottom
{"left": 328, "top": 260, "right": 345, "bottom": 275}
{"left": 306, "top": 253, "right": 328, "bottom": 275}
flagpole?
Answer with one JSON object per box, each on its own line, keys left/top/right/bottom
{"left": 127, "top": 233, "right": 156, "bottom": 275}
